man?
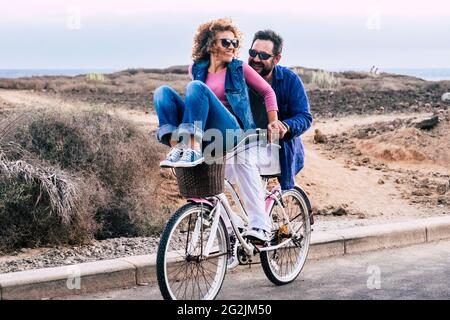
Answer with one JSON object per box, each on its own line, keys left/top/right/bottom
{"left": 248, "top": 29, "right": 313, "bottom": 190}
{"left": 225, "top": 30, "right": 312, "bottom": 251}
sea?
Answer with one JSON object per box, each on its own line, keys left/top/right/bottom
{"left": 327, "top": 68, "right": 450, "bottom": 81}
{"left": 383, "top": 68, "right": 450, "bottom": 81}
{"left": 1, "top": 68, "right": 450, "bottom": 81}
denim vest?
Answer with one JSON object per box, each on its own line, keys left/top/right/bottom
{"left": 191, "top": 59, "right": 256, "bottom": 130}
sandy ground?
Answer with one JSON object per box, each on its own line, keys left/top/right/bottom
{"left": 301, "top": 116, "right": 448, "bottom": 224}
{"left": 1, "top": 89, "right": 449, "bottom": 228}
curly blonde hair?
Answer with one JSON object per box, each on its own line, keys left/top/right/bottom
{"left": 192, "top": 17, "right": 242, "bottom": 62}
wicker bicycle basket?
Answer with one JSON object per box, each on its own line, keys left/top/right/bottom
{"left": 174, "top": 159, "right": 225, "bottom": 198}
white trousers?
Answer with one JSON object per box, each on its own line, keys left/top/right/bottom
{"left": 224, "top": 143, "right": 280, "bottom": 233}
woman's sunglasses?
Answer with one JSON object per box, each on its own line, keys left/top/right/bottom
{"left": 218, "top": 38, "right": 240, "bottom": 49}
{"left": 249, "top": 49, "right": 274, "bottom": 60}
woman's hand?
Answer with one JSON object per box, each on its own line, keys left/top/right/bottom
{"left": 267, "top": 111, "right": 286, "bottom": 143}
{"left": 268, "top": 120, "right": 288, "bottom": 143}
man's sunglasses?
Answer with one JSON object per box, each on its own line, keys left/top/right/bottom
{"left": 249, "top": 49, "right": 274, "bottom": 60}
{"left": 218, "top": 38, "right": 240, "bottom": 49}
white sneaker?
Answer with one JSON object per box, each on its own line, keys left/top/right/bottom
{"left": 242, "top": 228, "right": 272, "bottom": 243}
{"left": 160, "top": 146, "right": 183, "bottom": 168}
{"left": 173, "top": 148, "right": 204, "bottom": 167}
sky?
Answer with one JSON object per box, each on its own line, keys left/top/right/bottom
{"left": 1, "top": 0, "right": 450, "bottom": 70}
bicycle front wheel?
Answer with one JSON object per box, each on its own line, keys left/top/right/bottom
{"left": 156, "top": 203, "right": 229, "bottom": 300}
{"left": 261, "top": 189, "right": 311, "bottom": 286}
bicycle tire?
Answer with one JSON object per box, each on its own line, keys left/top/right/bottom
{"left": 260, "top": 189, "right": 311, "bottom": 286}
{"left": 156, "top": 202, "right": 229, "bottom": 300}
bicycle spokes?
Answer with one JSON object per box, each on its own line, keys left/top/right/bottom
{"left": 260, "top": 189, "right": 311, "bottom": 285}
{"left": 158, "top": 204, "right": 228, "bottom": 300}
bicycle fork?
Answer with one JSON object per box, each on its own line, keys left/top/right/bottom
{"left": 266, "top": 187, "right": 299, "bottom": 240}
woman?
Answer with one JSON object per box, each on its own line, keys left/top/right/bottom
{"left": 153, "top": 18, "right": 283, "bottom": 244}
{"left": 153, "top": 17, "right": 284, "bottom": 168}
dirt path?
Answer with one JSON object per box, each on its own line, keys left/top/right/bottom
{"left": 299, "top": 140, "right": 425, "bottom": 220}
{"left": 0, "top": 89, "right": 158, "bottom": 129}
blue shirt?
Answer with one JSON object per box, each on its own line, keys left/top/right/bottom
{"left": 250, "top": 65, "right": 313, "bottom": 190}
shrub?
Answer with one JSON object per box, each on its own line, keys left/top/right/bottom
{"left": 0, "top": 154, "right": 96, "bottom": 253}
{"left": 1, "top": 108, "right": 175, "bottom": 251}
{"left": 311, "top": 70, "right": 341, "bottom": 89}
{"left": 25, "top": 118, "right": 92, "bottom": 169}
{"left": 338, "top": 71, "right": 370, "bottom": 80}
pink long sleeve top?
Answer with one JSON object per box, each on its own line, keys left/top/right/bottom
{"left": 188, "top": 63, "right": 278, "bottom": 114}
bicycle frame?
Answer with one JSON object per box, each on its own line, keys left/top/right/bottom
{"left": 185, "top": 131, "right": 303, "bottom": 260}
{"left": 188, "top": 178, "right": 300, "bottom": 259}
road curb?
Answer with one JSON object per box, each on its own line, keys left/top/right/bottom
{"left": 1, "top": 216, "right": 449, "bottom": 300}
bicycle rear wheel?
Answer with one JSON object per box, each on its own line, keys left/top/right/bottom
{"left": 156, "top": 203, "right": 229, "bottom": 300}
{"left": 260, "top": 189, "right": 311, "bottom": 285}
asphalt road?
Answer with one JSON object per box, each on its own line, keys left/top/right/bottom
{"left": 59, "top": 240, "right": 450, "bottom": 300}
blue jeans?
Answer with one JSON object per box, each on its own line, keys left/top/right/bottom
{"left": 153, "top": 80, "right": 242, "bottom": 151}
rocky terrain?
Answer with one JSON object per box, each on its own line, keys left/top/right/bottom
{"left": 313, "top": 111, "right": 450, "bottom": 216}
{"left": 0, "top": 67, "right": 449, "bottom": 274}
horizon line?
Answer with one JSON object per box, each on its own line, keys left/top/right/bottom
{"left": 1, "top": 66, "right": 450, "bottom": 71}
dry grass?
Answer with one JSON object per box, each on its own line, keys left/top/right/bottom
{"left": 0, "top": 107, "right": 175, "bottom": 252}
{"left": 0, "top": 148, "right": 96, "bottom": 253}
{"left": 0, "top": 155, "right": 79, "bottom": 224}
{"left": 291, "top": 66, "right": 430, "bottom": 92}
{"left": 0, "top": 70, "right": 190, "bottom": 112}
{"left": 0, "top": 70, "right": 190, "bottom": 96}
{"left": 310, "top": 70, "right": 341, "bottom": 89}
{"left": 1, "top": 65, "right": 436, "bottom": 102}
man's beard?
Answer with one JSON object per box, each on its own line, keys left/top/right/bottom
{"left": 249, "top": 60, "right": 274, "bottom": 77}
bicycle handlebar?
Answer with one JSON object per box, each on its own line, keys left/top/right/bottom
{"left": 225, "top": 129, "right": 281, "bottom": 159}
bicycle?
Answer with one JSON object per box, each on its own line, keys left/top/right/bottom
{"left": 156, "top": 133, "right": 313, "bottom": 300}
